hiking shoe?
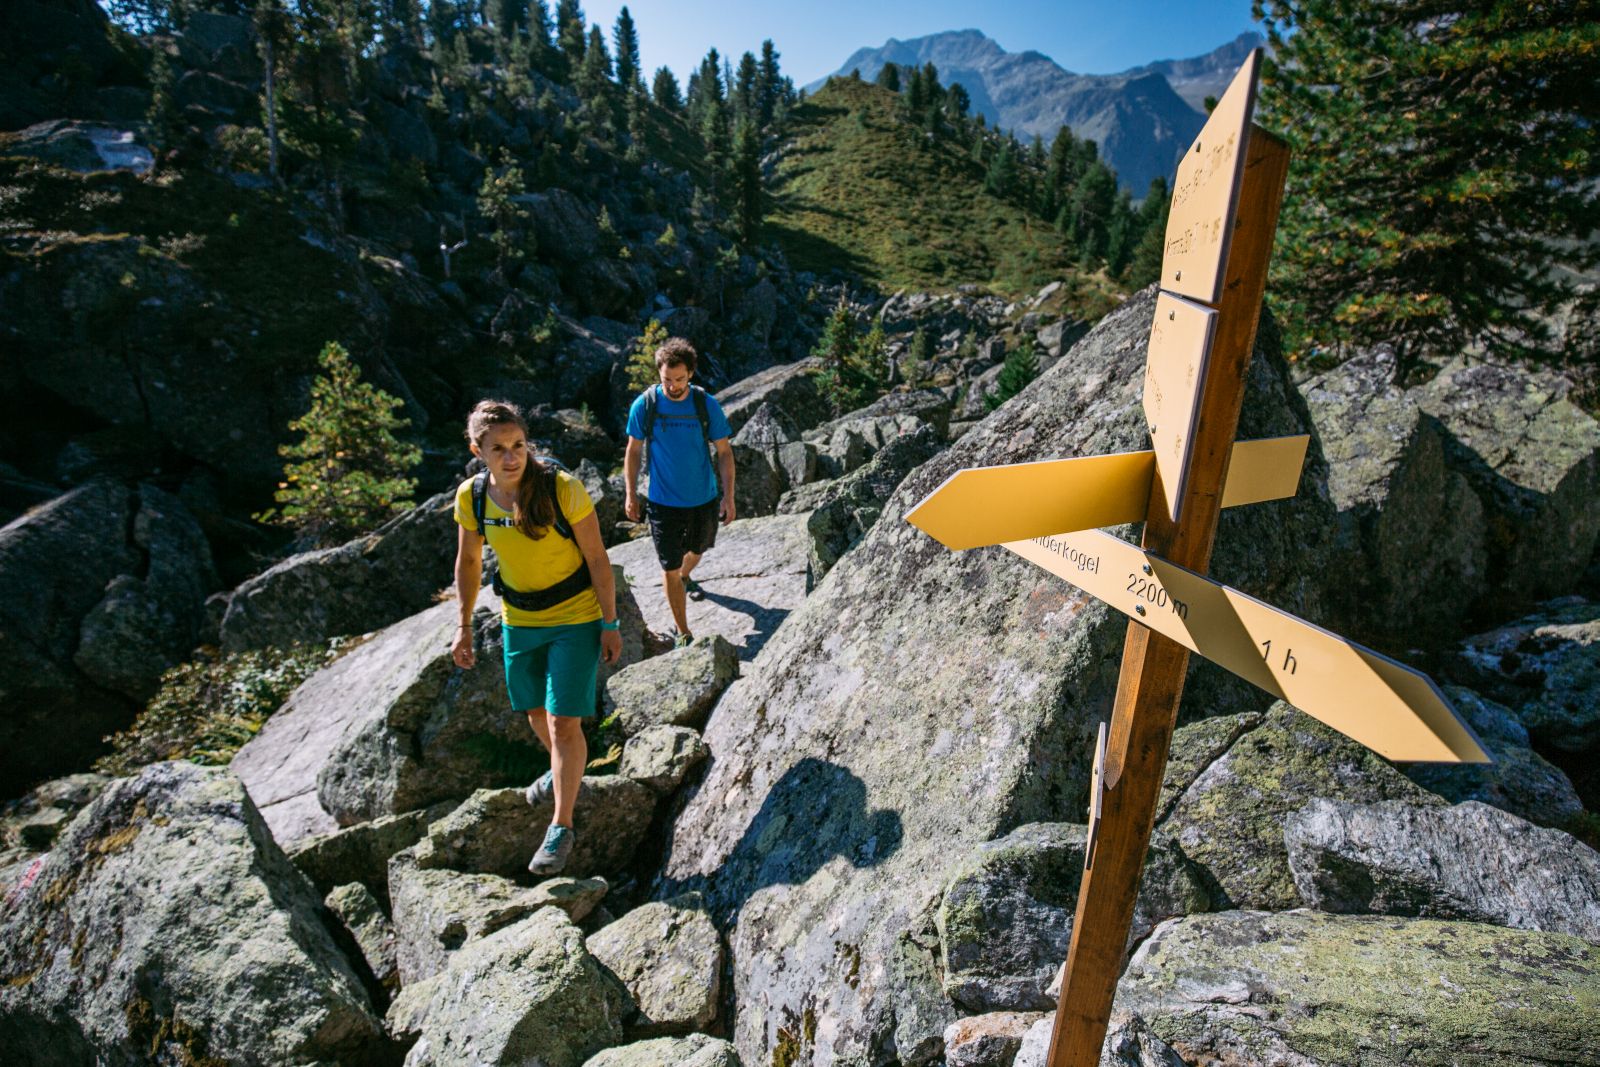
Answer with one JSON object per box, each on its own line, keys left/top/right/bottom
{"left": 524, "top": 769, "right": 554, "bottom": 807}
{"left": 672, "top": 630, "right": 693, "bottom": 649}
{"left": 528, "top": 824, "right": 575, "bottom": 876}
{"left": 683, "top": 577, "right": 706, "bottom": 601}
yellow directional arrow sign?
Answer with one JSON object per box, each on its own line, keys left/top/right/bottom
{"left": 1007, "top": 529, "right": 1489, "bottom": 763}
{"left": 906, "top": 435, "right": 1309, "bottom": 551}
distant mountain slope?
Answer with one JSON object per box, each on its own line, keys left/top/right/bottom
{"left": 766, "top": 77, "right": 1121, "bottom": 309}
{"left": 811, "top": 29, "right": 1261, "bottom": 194}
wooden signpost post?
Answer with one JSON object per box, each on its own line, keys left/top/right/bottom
{"left": 905, "top": 50, "right": 1489, "bottom": 1066}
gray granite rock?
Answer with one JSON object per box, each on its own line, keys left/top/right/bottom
{"left": 943, "top": 1011, "right": 1046, "bottom": 1067}
{"left": 0, "top": 762, "right": 381, "bottom": 1063}
{"left": 1286, "top": 798, "right": 1600, "bottom": 941}
{"left": 1119, "top": 910, "right": 1600, "bottom": 1066}
{"left": 326, "top": 881, "right": 399, "bottom": 991}
{"left": 1453, "top": 597, "right": 1600, "bottom": 756}
{"left": 390, "top": 853, "right": 608, "bottom": 983}
{"left": 387, "top": 907, "right": 628, "bottom": 1067}
{"left": 403, "top": 778, "right": 654, "bottom": 881}
{"left": 938, "top": 824, "right": 1207, "bottom": 1012}
{"left": 1156, "top": 701, "right": 1440, "bottom": 911}
{"left": 287, "top": 804, "right": 446, "bottom": 907}
{"left": 586, "top": 892, "right": 723, "bottom": 1036}
{"left": 581, "top": 1033, "right": 741, "bottom": 1067}
{"left": 606, "top": 515, "right": 811, "bottom": 661}
{"left": 715, "top": 358, "right": 830, "bottom": 435}
{"left": 648, "top": 288, "right": 1337, "bottom": 1066}
{"left": 604, "top": 635, "right": 738, "bottom": 736}
{"left": 0, "top": 772, "right": 112, "bottom": 851}
{"left": 620, "top": 725, "right": 709, "bottom": 795}
{"left": 1013, "top": 1012, "right": 1183, "bottom": 1067}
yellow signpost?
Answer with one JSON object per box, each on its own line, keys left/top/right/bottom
{"left": 903, "top": 49, "right": 1489, "bottom": 1067}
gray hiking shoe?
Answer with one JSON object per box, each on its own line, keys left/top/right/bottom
{"left": 528, "top": 824, "right": 575, "bottom": 876}
{"left": 524, "top": 769, "right": 554, "bottom": 807}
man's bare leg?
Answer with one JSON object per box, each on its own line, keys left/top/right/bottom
{"left": 663, "top": 566, "right": 692, "bottom": 639}
{"left": 679, "top": 549, "right": 703, "bottom": 584}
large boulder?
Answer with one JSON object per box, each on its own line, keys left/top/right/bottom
{"left": 1415, "top": 358, "right": 1600, "bottom": 611}
{"left": 1156, "top": 701, "right": 1440, "bottom": 911}
{"left": 943, "top": 1012, "right": 1046, "bottom": 1067}
{"left": 607, "top": 514, "right": 813, "bottom": 661}
{"left": 647, "top": 289, "right": 1338, "bottom": 1066}
{"left": 403, "top": 779, "right": 655, "bottom": 881}
{"left": 586, "top": 892, "right": 724, "bottom": 1036}
{"left": 1118, "top": 910, "right": 1600, "bottom": 1066}
{"left": 287, "top": 805, "right": 442, "bottom": 907}
{"left": 937, "top": 824, "right": 1207, "bottom": 1012}
{"left": 1286, "top": 798, "right": 1600, "bottom": 941}
{"left": 581, "top": 1034, "right": 741, "bottom": 1067}
{"left": 387, "top": 908, "right": 628, "bottom": 1067}
{"left": 619, "top": 725, "right": 709, "bottom": 796}
{"left": 603, "top": 635, "right": 739, "bottom": 737}
{"left": 326, "top": 881, "right": 400, "bottom": 993}
{"left": 714, "top": 358, "right": 830, "bottom": 435}
{"left": 1300, "top": 352, "right": 1487, "bottom": 648}
{"left": 0, "top": 762, "right": 383, "bottom": 1064}
{"left": 218, "top": 490, "right": 457, "bottom": 653}
{"left": 0, "top": 480, "right": 216, "bottom": 792}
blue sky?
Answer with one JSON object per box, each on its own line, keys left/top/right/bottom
{"left": 578, "top": 1, "right": 1259, "bottom": 87}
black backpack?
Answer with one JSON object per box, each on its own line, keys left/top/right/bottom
{"left": 641, "top": 384, "right": 720, "bottom": 493}
{"left": 471, "top": 461, "right": 592, "bottom": 613}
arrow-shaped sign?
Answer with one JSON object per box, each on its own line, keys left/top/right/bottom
{"left": 906, "top": 435, "right": 1309, "bottom": 551}
{"left": 1006, "top": 529, "right": 1488, "bottom": 763}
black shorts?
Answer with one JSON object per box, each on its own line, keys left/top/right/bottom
{"left": 646, "top": 498, "right": 720, "bottom": 571}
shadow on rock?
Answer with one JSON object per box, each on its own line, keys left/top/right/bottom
{"left": 695, "top": 587, "right": 790, "bottom": 661}
{"left": 657, "top": 756, "right": 902, "bottom": 924}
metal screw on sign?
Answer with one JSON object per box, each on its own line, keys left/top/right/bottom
{"left": 902, "top": 47, "right": 1487, "bottom": 1067}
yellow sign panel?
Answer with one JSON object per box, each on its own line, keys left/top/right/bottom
{"left": 1143, "top": 292, "right": 1217, "bottom": 521}
{"left": 1006, "top": 529, "right": 1488, "bottom": 764}
{"left": 905, "top": 435, "right": 1308, "bottom": 551}
{"left": 1163, "top": 49, "right": 1262, "bottom": 306}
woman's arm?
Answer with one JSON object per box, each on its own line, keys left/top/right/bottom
{"left": 452, "top": 524, "right": 483, "bottom": 668}
{"left": 572, "top": 511, "right": 623, "bottom": 664}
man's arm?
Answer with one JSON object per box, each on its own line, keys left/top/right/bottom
{"left": 624, "top": 437, "right": 644, "bottom": 522}
{"left": 715, "top": 438, "right": 736, "bottom": 524}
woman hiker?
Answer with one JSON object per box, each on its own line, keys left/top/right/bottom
{"left": 450, "top": 400, "right": 623, "bottom": 875}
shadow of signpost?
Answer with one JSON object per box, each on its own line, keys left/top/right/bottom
{"left": 695, "top": 587, "right": 790, "bottom": 661}
{"left": 656, "top": 756, "right": 903, "bottom": 926}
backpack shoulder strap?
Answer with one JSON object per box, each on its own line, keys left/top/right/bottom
{"left": 544, "top": 460, "right": 576, "bottom": 541}
{"left": 471, "top": 471, "right": 489, "bottom": 541}
{"left": 691, "top": 385, "right": 713, "bottom": 445}
{"left": 642, "top": 386, "right": 658, "bottom": 440}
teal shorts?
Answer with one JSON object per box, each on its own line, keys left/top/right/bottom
{"left": 501, "top": 620, "right": 601, "bottom": 717}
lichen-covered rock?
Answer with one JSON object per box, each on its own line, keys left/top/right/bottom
{"left": 715, "top": 357, "right": 829, "bottom": 435}
{"left": 326, "top": 881, "right": 399, "bottom": 992}
{"left": 1452, "top": 597, "right": 1600, "bottom": 756}
{"left": 606, "top": 514, "right": 813, "bottom": 661}
{"left": 232, "top": 597, "right": 522, "bottom": 844}
{"left": 1416, "top": 358, "right": 1600, "bottom": 610}
{"left": 1119, "top": 910, "right": 1600, "bottom": 1066}
{"left": 586, "top": 892, "right": 723, "bottom": 1036}
{"left": 943, "top": 1011, "right": 1046, "bottom": 1067}
{"left": 649, "top": 289, "right": 1338, "bottom": 1066}
{"left": 733, "top": 402, "right": 803, "bottom": 517}
{"left": 389, "top": 852, "right": 609, "bottom": 983}
{"left": 1401, "top": 687, "right": 1582, "bottom": 826}
{"left": 218, "top": 489, "right": 457, "bottom": 653}
{"left": 288, "top": 804, "right": 446, "bottom": 907}
{"left": 387, "top": 907, "right": 628, "bottom": 1067}
{"left": 0, "top": 772, "right": 112, "bottom": 851}
{"left": 1, "top": 480, "right": 216, "bottom": 789}
{"left": 0, "top": 762, "right": 382, "bottom": 1064}
{"left": 938, "top": 823, "right": 1207, "bottom": 1012}
{"left": 1286, "top": 798, "right": 1600, "bottom": 941}
{"left": 1013, "top": 1012, "right": 1183, "bottom": 1067}
{"left": 581, "top": 1033, "right": 741, "bottom": 1067}
{"left": 604, "top": 635, "right": 738, "bottom": 736}
{"left": 620, "top": 725, "right": 709, "bottom": 795}
{"left": 1157, "top": 701, "right": 1439, "bottom": 911}
{"left": 406, "top": 778, "right": 654, "bottom": 881}
{"left": 1301, "top": 352, "right": 1486, "bottom": 648}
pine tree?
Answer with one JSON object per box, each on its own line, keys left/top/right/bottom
{"left": 1257, "top": 0, "right": 1600, "bottom": 378}
{"left": 986, "top": 338, "right": 1040, "bottom": 411}
{"left": 612, "top": 5, "right": 640, "bottom": 92}
{"left": 1070, "top": 161, "right": 1117, "bottom": 264}
{"left": 734, "top": 51, "right": 759, "bottom": 127}
{"left": 875, "top": 62, "right": 900, "bottom": 92}
{"left": 1126, "top": 176, "right": 1170, "bottom": 288}
{"left": 146, "top": 46, "right": 183, "bottom": 162}
{"left": 576, "top": 23, "right": 612, "bottom": 101}
{"left": 733, "top": 117, "right": 762, "bottom": 245}
{"left": 984, "top": 139, "right": 1017, "bottom": 198}
{"left": 478, "top": 151, "right": 531, "bottom": 279}
{"left": 263, "top": 342, "right": 421, "bottom": 546}
{"left": 627, "top": 319, "right": 670, "bottom": 390}
{"left": 554, "top": 0, "right": 585, "bottom": 79}
{"left": 652, "top": 66, "right": 682, "bottom": 111}
{"left": 756, "top": 39, "right": 782, "bottom": 127}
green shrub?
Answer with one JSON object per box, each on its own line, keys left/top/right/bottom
{"left": 627, "top": 318, "right": 670, "bottom": 392}
{"left": 985, "top": 337, "right": 1040, "bottom": 411}
{"left": 96, "top": 644, "right": 334, "bottom": 776}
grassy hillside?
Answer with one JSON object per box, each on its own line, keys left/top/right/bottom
{"left": 767, "top": 77, "right": 1122, "bottom": 312}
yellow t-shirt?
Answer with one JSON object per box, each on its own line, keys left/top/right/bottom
{"left": 454, "top": 471, "right": 602, "bottom": 627}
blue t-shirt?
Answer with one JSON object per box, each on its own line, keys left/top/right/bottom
{"left": 626, "top": 385, "right": 732, "bottom": 508}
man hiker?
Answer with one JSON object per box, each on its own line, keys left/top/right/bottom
{"left": 624, "top": 337, "right": 736, "bottom": 647}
